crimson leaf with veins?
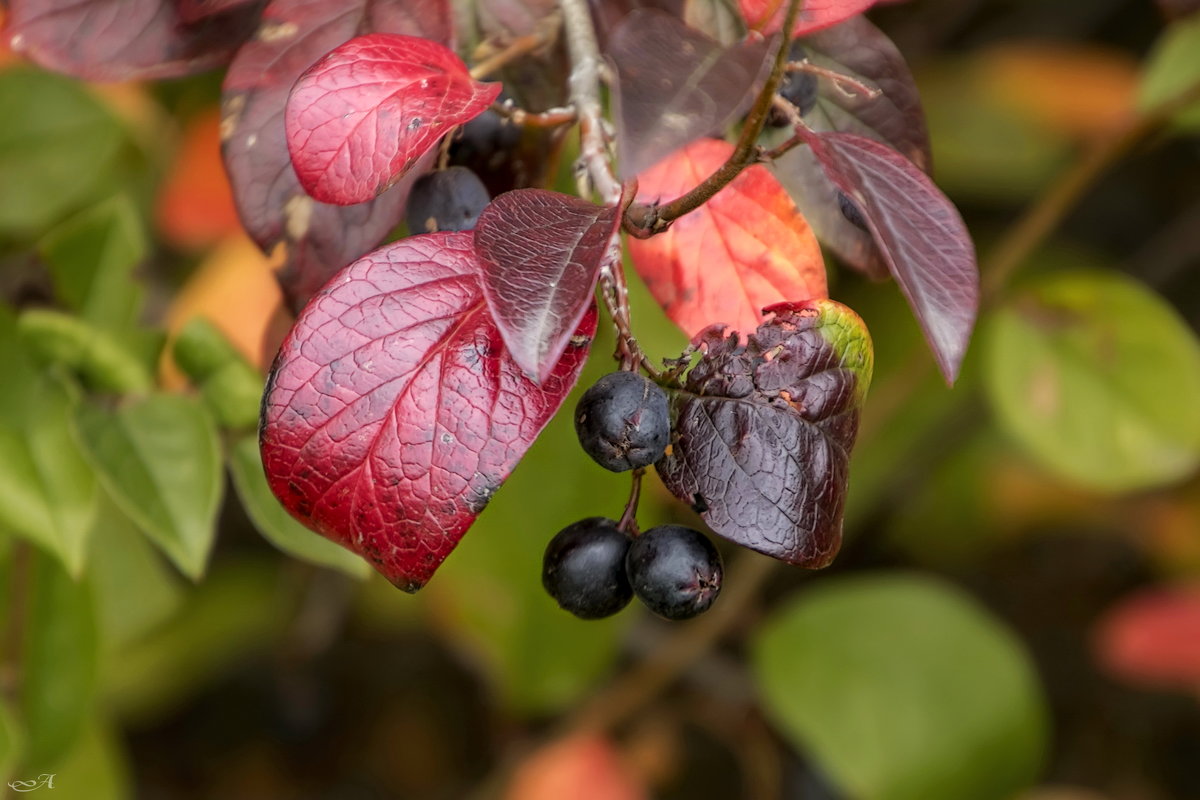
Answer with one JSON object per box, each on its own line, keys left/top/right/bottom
{"left": 260, "top": 232, "right": 595, "bottom": 590}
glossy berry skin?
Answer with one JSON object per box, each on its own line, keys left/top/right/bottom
{"left": 404, "top": 166, "right": 490, "bottom": 234}
{"left": 543, "top": 517, "right": 633, "bottom": 619}
{"left": 575, "top": 371, "right": 670, "bottom": 472}
{"left": 837, "top": 190, "right": 868, "bottom": 231}
{"left": 626, "top": 525, "right": 723, "bottom": 620}
{"left": 767, "top": 44, "right": 819, "bottom": 127}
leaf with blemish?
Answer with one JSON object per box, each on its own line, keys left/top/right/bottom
{"left": 475, "top": 190, "right": 619, "bottom": 382}
{"left": 6, "top": 0, "right": 263, "bottom": 80}
{"left": 768, "top": 16, "right": 929, "bottom": 277}
{"left": 628, "top": 138, "right": 827, "bottom": 338}
{"left": 801, "top": 130, "right": 978, "bottom": 383}
{"left": 221, "top": 0, "right": 453, "bottom": 311}
{"left": 286, "top": 34, "right": 500, "bottom": 206}
{"left": 259, "top": 232, "right": 596, "bottom": 591}
{"left": 656, "top": 300, "right": 872, "bottom": 568}
{"left": 609, "top": 8, "right": 773, "bottom": 178}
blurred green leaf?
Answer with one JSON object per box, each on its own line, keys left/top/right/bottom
{"left": 173, "top": 318, "right": 263, "bottom": 431}
{"left": 1138, "top": 13, "right": 1200, "bottom": 130}
{"left": 984, "top": 269, "right": 1200, "bottom": 491}
{"left": 35, "top": 719, "right": 129, "bottom": 800}
{"left": 0, "top": 374, "right": 98, "bottom": 578}
{"left": 752, "top": 574, "right": 1047, "bottom": 800}
{"left": 87, "top": 497, "right": 183, "bottom": 650}
{"left": 0, "top": 701, "right": 22, "bottom": 786}
{"left": 38, "top": 194, "right": 146, "bottom": 332}
{"left": 18, "top": 310, "right": 154, "bottom": 394}
{"left": 74, "top": 394, "right": 223, "bottom": 580}
{"left": 0, "top": 69, "right": 125, "bottom": 237}
{"left": 228, "top": 435, "right": 371, "bottom": 579}
{"left": 21, "top": 549, "right": 100, "bottom": 770}
{"left": 103, "top": 561, "right": 289, "bottom": 724}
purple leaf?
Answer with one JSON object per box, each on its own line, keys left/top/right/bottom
{"left": 474, "top": 190, "right": 620, "bottom": 382}
{"left": 769, "top": 15, "right": 929, "bottom": 277}
{"left": 260, "top": 232, "right": 596, "bottom": 590}
{"left": 802, "top": 131, "right": 978, "bottom": 383}
{"left": 285, "top": 34, "right": 500, "bottom": 206}
{"left": 609, "top": 8, "right": 774, "bottom": 178}
{"left": 656, "top": 300, "right": 873, "bottom": 568}
{"left": 7, "top": 0, "right": 263, "bottom": 80}
{"left": 220, "top": 0, "right": 453, "bottom": 312}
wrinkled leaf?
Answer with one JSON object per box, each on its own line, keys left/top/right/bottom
{"left": 21, "top": 549, "right": 99, "bottom": 769}
{"left": 1138, "top": 12, "right": 1200, "bottom": 131}
{"left": 769, "top": 15, "right": 928, "bottom": 276}
{"left": 475, "top": 189, "right": 619, "bottom": 382}
{"left": 286, "top": 34, "right": 499, "bottom": 205}
{"left": 983, "top": 269, "right": 1200, "bottom": 491}
{"left": 629, "top": 138, "right": 827, "bottom": 338}
{"left": 801, "top": 130, "right": 978, "bottom": 383}
{"left": 221, "top": 0, "right": 452, "bottom": 310}
{"left": 656, "top": 300, "right": 872, "bottom": 568}
{"left": 74, "top": 394, "right": 224, "bottom": 580}
{"left": 609, "top": 8, "right": 773, "bottom": 178}
{"left": 39, "top": 194, "right": 146, "bottom": 332}
{"left": 753, "top": 574, "right": 1047, "bottom": 800}
{"left": 260, "top": 232, "right": 595, "bottom": 591}
{"left": 6, "top": 0, "right": 263, "bottom": 80}
{"left": 228, "top": 434, "right": 370, "bottom": 579}
{"left": 0, "top": 69, "right": 125, "bottom": 237}
{"left": 739, "top": 0, "right": 887, "bottom": 36}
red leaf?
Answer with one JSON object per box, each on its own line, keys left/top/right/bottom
{"left": 608, "top": 8, "right": 773, "bottom": 178}
{"left": 801, "top": 131, "right": 977, "bottom": 383}
{"left": 7, "top": 0, "right": 262, "bottom": 80}
{"left": 286, "top": 34, "right": 501, "bottom": 206}
{"left": 260, "top": 232, "right": 595, "bottom": 591}
{"left": 475, "top": 190, "right": 620, "bottom": 383}
{"left": 504, "top": 735, "right": 647, "bottom": 800}
{"left": 1095, "top": 585, "right": 1200, "bottom": 689}
{"left": 628, "top": 138, "right": 827, "bottom": 338}
{"left": 738, "top": 0, "right": 894, "bottom": 36}
{"left": 221, "top": 0, "right": 453, "bottom": 311}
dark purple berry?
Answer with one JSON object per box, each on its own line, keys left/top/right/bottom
{"left": 626, "top": 525, "right": 722, "bottom": 620}
{"left": 405, "top": 166, "right": 490, "bottom": 234}
{"left": 543, "top": 517, "right": 633, "bottom": 619}
{"left": 767, "top": 43, "right": 819, "bottom": 127}
{"left": 837, "top": 190, "right": 868, "bottom": 231}
{"left": 575, "top": 371, "right": 670, "bottom": 472}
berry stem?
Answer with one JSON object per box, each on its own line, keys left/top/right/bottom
{"left": 616, "top": 467, "right": 645, "bottom": 536}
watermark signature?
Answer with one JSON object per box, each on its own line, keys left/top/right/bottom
{"left": 8, "top": 774, "right": 55, "bottom": 792}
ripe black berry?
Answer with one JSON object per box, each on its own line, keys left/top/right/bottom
{"left": 404, "top": 166, "right": 490, "bottom": 234}
{"left": 575, "top": 371, "right": 670, "bottom": 472}
{"left": 542, "top": 517, "right": 633, "bottom": 619}
{"left": 767, "top": 44, "right": 819, "bottom": 127}
{"left": 837, "top": 190, "right": 868, "bottom": 231}
{"left": 626, "top": 525, "right": 722, "bottom": 620}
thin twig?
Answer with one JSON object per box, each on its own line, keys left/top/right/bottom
{"left": 616, "top": 468, "right": 645, "bottom": 535}
{"left": 491, "top": 100, "right": 578, "bottom": 127}
{"left": 469, "top": 18, "right": 561, "bottom": 81}
{"left": 561, "top": 0, "right": 621, "bottom": 204}
{"left": 787, "top": 60, "right": 881, "bottom": 100}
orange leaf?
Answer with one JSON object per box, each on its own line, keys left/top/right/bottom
{"left": 628, "top": 138, "right": 826, "bottom": 339}
{"left": 157, "top": 108, "right": 242, "bottom": 249}
{"left": 504, "top": 735, "right": 647, "bottom": 800}
{"left": 1094, "top": 584, "right": 1200, "bottom": 689}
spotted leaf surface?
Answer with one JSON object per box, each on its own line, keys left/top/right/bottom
{"left": 629, "top": 138, "right": 827, "bottom": 339}
{"left": 286, "top": 34, "right": 501, "bottom": 205}
{"left": 475, "top": 190, "right": 620, "bottom": 383}
{"left": 656, "top": 300, "right": 872, "bottom": 568}
{"left": 260, "top": 232, "right": 595, "bottom": 590}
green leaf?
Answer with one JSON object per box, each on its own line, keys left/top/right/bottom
{"left": 174, "top": 318, "right": 264, "bottom": 431}
{"left": 0, "top": 375, "right": 98, "bottom": 577}
{"left": 31, "top": 719, "right": 129, "bottom": 800}
{"left": 87, "top": 497, "right": 184, "bottom": 649}
{"left": 21, "top": 549, "right": 100, "bottom": 770}
{"left": 0, "top": 701, "right": 22, "bottom": 786}
{"left": 752, "top": 574, "right": 1047, "bottom": 800}
{"left": 18, "top": 310, "right": 154, "bottom": 394}
{"left": 984, "top": 269, "right": 1200, "bottom": 491}
{"left": 0, "top": 69, "right": 125, "bottom": 237}
{"left": 228, "top": 435, "right": 370, "bottom": 579}
{"left": 38, "top": 194, "right": 147, "bottom": 332}
{"left": 74, "top": 394, "right": 223, "bottom": 580}
{"left": 1138, "top": 13, "right": 1200, "bottom": 131}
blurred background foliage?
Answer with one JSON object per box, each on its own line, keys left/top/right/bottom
{"left": 1, "top": 1, "right": 1200, "bottom": 798}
